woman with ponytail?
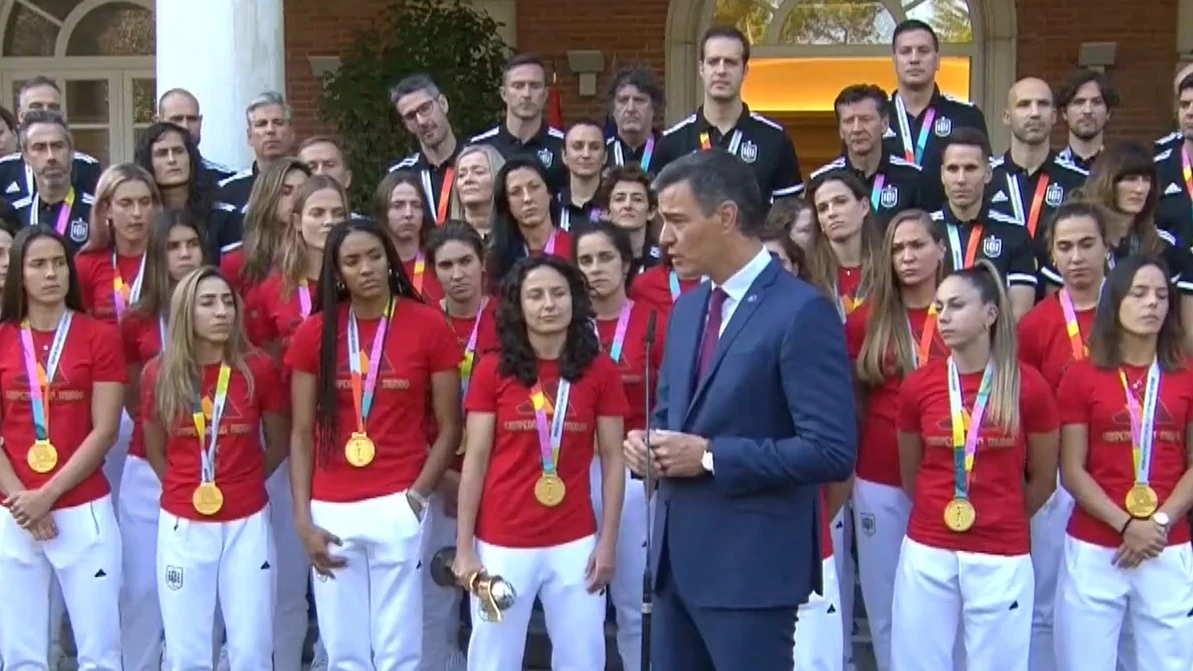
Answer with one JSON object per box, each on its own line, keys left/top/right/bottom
{"left": 891, "top": 259, "right": 1059, "bottom": 671}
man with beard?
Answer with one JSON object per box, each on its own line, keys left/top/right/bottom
{"left": 604, "top": 65, "right": 664, "bottom": 174}
{"left": 11, "top": 111, "right": 93, "bottom": 252}
{"left": 470, "top": 54, "right": 566, "bottom": 192}
{"left": 557, "top": 119, "right": 607, "bottom": 230}
{"left": 810, "top": 84, "right": 922, "bottom": 228}
{"left": 0, "top": 77, "right": 101, "bottom": 208}
{"left": 1056, "top": 70, "right": 1117, "bottom": 171}
{"left": 884, "top": 20, "right": 987, "bottom": 212}
{"left": 1155, "top": 72, "right": 1193, "bottom": 244}
{"left": 654, "top": 26, "right": 802, "bottom": 204}
{"left": 988, "top": 77, "right": 1088, "bottom": 287}
{"left": 389, "top": 74, "right": 461, "bottom": 224}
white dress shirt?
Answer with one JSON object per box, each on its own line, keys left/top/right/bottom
{"left": 707, "top": 245, "right": 773, "bottom": 337}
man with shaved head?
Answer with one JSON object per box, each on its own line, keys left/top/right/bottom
{"left": 988, "top": 77, "right": 1088, "bottom": 288}
{"left": 156, "top": 88, "right": 236, "bottom": 181}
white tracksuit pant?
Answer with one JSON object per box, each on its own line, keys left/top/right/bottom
{"left": 831, "top": 503, "right": 856, "bottom": 669}
{"left": 1055, "top": 535, "right": 1193, "bottom": 671}
{"left": 118, "top": 454, "right": 164, "bottom": 671}
{"left": 1028, "top": 483, "right": 1074, "bottom": 671}
{"left": 891, "top": 537, "right": 1035, "bottom": 671}
{"left": 157, "top": 506, "right": 276, "bottom": 671}
{"left": 590, "top": 459, "right": 646, "bottom": 671}
{"left": 310, "top": 490, "right": 427, "bottom": 670}
{"left": 0, "top": 495, "right": 123, "bottom": 671}
{"left": 101, "top": 411, "right": 134, "bottom": 507}
{"left": 795, "top": 555, "right": 844, "bottom": 670}
{"left": 420, "top": 492, "right": 467, "bottom": 671}
{"left": 468, "top": 535, "right": 606, "bottom": 671}
{"left": 851, "top": 478, "right": 911, "bottom": 671}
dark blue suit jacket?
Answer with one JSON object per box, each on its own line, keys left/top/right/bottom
{"left": 650, "top": 258, "right": 856, "bottom": 610}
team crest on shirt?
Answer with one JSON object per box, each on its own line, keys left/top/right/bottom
{"left": 165, "top": 565, "right": 183, "bottom": 591}
{"left": 860, "top": 513, "right": 876, "bottom": 537}
{"left": 934, "top": 117, "right": 952, "bottom": 137}
{"left": 982, "top": 236, "right": 1003, "bottom": 258}
{"left": 880, "top": 184, "right": 899, "bottom": 209}
{"left": 537, "top": 148, "right": 553, "bottom": 168}
{"left": 69, "top": 218, "right": 88, "bottom": 243}
{"left": 739, "top": 140, "right": 759, "bottom": 164}
{"left": 1045, "top": 183, "right": 1064, "bottom": 207}
{"left": 1107, "top": 396, "right": 1177, "bottom": 443}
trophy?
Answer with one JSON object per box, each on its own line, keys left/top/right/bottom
{"left": 429, "top": 546, "right": 516, "bottom": 621}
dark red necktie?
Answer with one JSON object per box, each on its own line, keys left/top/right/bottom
{"left": 697, "top": 288, "right": 727, "bottom": 380}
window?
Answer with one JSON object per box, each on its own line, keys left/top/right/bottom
{"left": 0, "top": 0, "right": 155, "bottom": 165}
{"left": 710, "top": 0, "right": 975, "bottom": 111}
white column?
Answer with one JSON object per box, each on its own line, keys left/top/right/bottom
{"left": 155, "top": 0, "right": 286, "bottom": 171}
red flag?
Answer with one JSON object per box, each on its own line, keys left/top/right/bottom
{"left": 546, "top": 77, "right": 564, "bottom": 129}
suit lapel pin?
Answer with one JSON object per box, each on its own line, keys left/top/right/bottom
{"left": 747, "top": 295, "right": 758, "bottom": 303}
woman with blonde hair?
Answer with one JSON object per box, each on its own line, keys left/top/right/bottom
{"left": 845, "top": 208, "right": 947, "bottom": 671}
{"left": 219, "top": 158, "right": 311, "bottom": 294}
{"left": 448, "top": 144, "right": 505, "bottom": 241}
{"left": 142, "top": 266, "right": 287, "bottom": 671}
{"left": 892, "top": 259, "right": 1059, "bottom": 671}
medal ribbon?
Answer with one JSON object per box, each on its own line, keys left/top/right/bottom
{"left": 52, "top": 189, "right": 76, "bottom": 235}
{"left": 669, "top": 270, "right": 681, "bottom": 302}
{"left": 870, "top": 173, "right": 886, "bottom": 211}
{"left": 698, "top": 131, "right": 742, "bottom": 154}
{"left": 436, "top": 167, "right": 454, "bottom": 225}
{"left": 191, "top": 363, "right": 231, "bottom": 483}
{"left": 111, "top": 251, "right": 147, "bottom": 321}
{"left": 947, "top": 358, "right": 994, "bottom": 497}
{"left": 1119, "top": 361, "right": 1161, "bottom": 489}
{"left": 895, "top": 95, "right": 935, "bottom": 165}
{"left": 347, "top": 298, "right": 394, "bottom": 433}
{"left": 458, "top": 297, "right": 488, "bottom": 398}
{"left": 946, "top": 223, "right": 984, "bottom": 271}
{"left": 158, "top": 315, "right": 167, "bottom": 347}
{"left": 19, "top": 311, "right": 73, "bottom": 442}
{"left": 613, "top": 136, "right": 655, "bottom": 173}
{"left": 543, "top": 230, "right": 557, "bottom": 256}
{"left": 1007, "top": 174, "right": 1051, "bottom": 238}
{"left": 908, "top": 306, "right": 937, "bottom": 369}
{"left": 606, "top": 300, "right": 633, "bottom": 363}
{"left": 530, "top": 379, "right": 571, "bottom": 476}
{"left": 297, "top": 280, "right": 312, "bottom": 318}
{"left": 1058, "top": 290, "right": 1088, "bottom": 361}
{"left": 412, "top": 251, "right": 426, "bottom": 295}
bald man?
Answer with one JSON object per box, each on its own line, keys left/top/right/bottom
{"left": 987, "top": 77, "right": 1088, "bottom": 290}
{"left": 156, "top": 88, "right": 236, "bottom": 181}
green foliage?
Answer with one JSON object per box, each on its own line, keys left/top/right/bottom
{"left": 319, "top": 0, "right": 511, "bottom": 210}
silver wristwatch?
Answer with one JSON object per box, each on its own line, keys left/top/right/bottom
{"left": 1152, "top": 511, "right": 1171, "bottom": 530}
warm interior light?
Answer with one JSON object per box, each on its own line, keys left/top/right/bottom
{"left": 742, "top": 56, "right": 972, "bottom": 111}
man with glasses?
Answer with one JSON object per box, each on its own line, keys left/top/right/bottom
{"left": 389, "top": 73, "right": 462, "bottom": 225}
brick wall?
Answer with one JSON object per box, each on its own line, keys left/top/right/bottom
{"left": 283, "top": 0, "right": 1181, "bottom": 148}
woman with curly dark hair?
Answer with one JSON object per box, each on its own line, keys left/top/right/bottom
{"left": 453, "top": 255, "right": 627, "bottom": 671}
{"left": 133, "top": 122, "right": 216, "bottom": 240}
{"left": 284, "top": 219, "right": 461, "bottom": 668}
{"left": 488, "top": 156, "right": 573, "bottom": 291}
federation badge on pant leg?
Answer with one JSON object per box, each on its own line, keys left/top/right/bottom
{"left": 860, "top": 513, "right": 876, "bottom": 537}
{"left": 165, "top": 565, "right": 183, "bottom": 591}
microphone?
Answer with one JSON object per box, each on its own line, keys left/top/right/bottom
{"left": 640, "top": 309, "right": 657, "bottom": 671}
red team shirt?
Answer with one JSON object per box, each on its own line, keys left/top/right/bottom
{"left": 244, "top": 272, "right": 314, "bottom": 348}
{"left": 141, "top": 353, "right": 284, "bottom": 522}
{"left": 439, "top": 299, "right": 500, "bottom": 471}
{"left": 74, "top": 249, "right": 146, "bottom": 323}
{"left": 1018, "top": 294, "right": 1097, "bottom": 390}
{"left": 593, "top": 301, "right": 666, "bottom": 432}
{"left": 285, "top": 299, "right": 461, "bottom": 502}
{"left": 1057, "top": 360, "right": 1193, "bottom": 547}
{"left": 897, "top": 360, "right": 1058, "bottom": 555}
{"left": 465, "top": 353, "right": 629, "bottom": 548}
{"left": 629, "top": 265, "right": 701, "bottom": 317}
{"left": 846, "top": 304, "right": 948, "bottom": 486}
{"left": 401, "top": 257, "right": 445, "bottom": 304}
{"left": 836, "top": 265, "right": 864, "bottom": 317}
{"left": 528, "top": 228, "right": 573, "bottom": 263}
{"left": 219, "top": 250, "right": 246, "bottom": 294}
{"left": 120, "top": 311, "right": 166, "bottom": 459}
{"left": 0, "top": 314, "right": 126, "bottom": 508}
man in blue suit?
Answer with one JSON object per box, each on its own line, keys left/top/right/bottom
{"left": 624, "top": 149, "right": 856, "bottom": 670}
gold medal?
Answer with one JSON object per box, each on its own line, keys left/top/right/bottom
{"left": 534, "top": 474, "right": 566, "bottom": 507}
{"left": 27, "top": 439, "right": 58, "bottom": 474}
{"left": 192, "top": 482, "right": 224, "bottom": 516}
{"left": 1125, "top": 484, "right": 1158, "bottom": 518}
{"left": 943, "top": 498, "right": 976, "bottom": 533}
{"left": 345, "top": 431, "right": 376, "bottom": 467}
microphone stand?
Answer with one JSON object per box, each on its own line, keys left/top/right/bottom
{"left": 640, "top": 311, "right": 657, "bottom": 671}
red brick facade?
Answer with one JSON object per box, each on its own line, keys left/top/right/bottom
{"left": 284, "top": 0, "right": 1182, "bottom": 147}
